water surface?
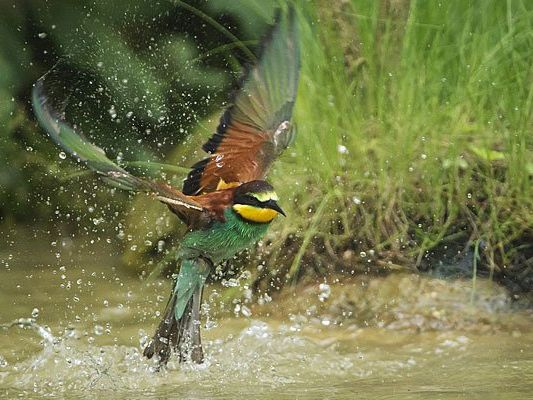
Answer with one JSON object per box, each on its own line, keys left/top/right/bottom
{"left": 0, "top": 234, "right": 531, "bottom": 399}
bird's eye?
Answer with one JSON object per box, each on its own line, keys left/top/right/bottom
{"left": 245, "top": 195, "right": 262, "bottom": 206}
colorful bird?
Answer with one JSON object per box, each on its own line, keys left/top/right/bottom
{"left": 32, "top": 7, "right": 299, "bottom": 366}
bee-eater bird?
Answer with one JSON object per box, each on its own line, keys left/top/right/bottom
{"left": 32, "top": 7, "right": 299, "bottom": 366}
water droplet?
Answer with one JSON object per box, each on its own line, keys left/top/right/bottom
{"left": 38, "top": 32, "right": 47, "bottom": 39}
{"left": 318, "top": 283, "right": 331, "bottom": 302}
{"left": 205, "top": 319, "right": 218, "bottom": 330}
{"left": 59, "top": 151, "right": 67, "bottom": 160}
{"left": 94, "top": 325, "right": 104, "bottom": 336}
{"left": 31, "top": 308, "right": 39, "bottom": 318}
{"left": 222, "top": 278, "right": 239, "bottom": 287}
{"left": 241, "top": 305, "right": 252, "bottom": 317}
{"left": 337, "top": 144, "right": 348, "bottom": 154}
{"left": 108, "top": 105, "right": 117, "bottom": 119}
{"left": 359, "top": 251, "right": 367, "bottom": 258}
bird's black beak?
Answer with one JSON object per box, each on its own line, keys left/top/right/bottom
{"left": 265, "top": 200, "right": 286, "bottom": 217}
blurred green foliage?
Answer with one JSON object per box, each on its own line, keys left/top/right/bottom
{"left": 0, "top": 0, "right": 275, "bottom": 225}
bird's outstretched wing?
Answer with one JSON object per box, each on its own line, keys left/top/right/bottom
{"left": 32, "top": 79, "right": 204, "bottom": 219}
{"left": 182, "top": 6, "right": 300, "bottom": 195}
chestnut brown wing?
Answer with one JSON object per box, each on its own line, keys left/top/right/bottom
{"left": 182, "top": 7, "right": 300, "bottom": 195}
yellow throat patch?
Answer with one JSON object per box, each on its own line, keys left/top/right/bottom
{"left": 232, "top": 204, "right": 279, "bottom": 223}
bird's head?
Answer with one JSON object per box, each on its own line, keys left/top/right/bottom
{"left": 232, "top": 180, "right": 285, "bottom": 224}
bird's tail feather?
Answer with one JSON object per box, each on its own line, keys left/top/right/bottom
{"left": 143, "top": 287, "right": 204, "bottom": 366}
{"left": 175, "top": 287, "right": 204, "bottom": 363}
{"left": 143, "top": 258, "right": 208, "bottom": 367}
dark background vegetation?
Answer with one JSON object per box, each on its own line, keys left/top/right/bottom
{"left": 1, "top": 1, "right": 532, "bottom": 297}
{"left": 1, "top": 0, "right": 272, "bottom": 223}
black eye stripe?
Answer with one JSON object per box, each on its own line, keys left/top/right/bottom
{"left": 243, "top": 195, "right": 263, "bottom": 207}
{"left": 234, "top": 194, "right": 265, "bottom": 208}
{"left": 234, "top": 190, "right": 276, "bottom": 208}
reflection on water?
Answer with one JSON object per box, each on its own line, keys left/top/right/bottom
{"left": 0, "top": 234, "right": 532, "bottom": 399}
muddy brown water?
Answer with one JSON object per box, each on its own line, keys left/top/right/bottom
{"left": 0, "top": 233, "right": 532, "bottom": 399}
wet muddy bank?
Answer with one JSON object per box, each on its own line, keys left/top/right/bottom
{"left": 216, "top": 273, "right": 532, "bottom": 336}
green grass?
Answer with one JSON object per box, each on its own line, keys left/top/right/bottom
{"left": 107, "top": 1, "right": 532, "bottom": 293}
{"left": 260, "top": 0, "right": 533, "bottom": 289}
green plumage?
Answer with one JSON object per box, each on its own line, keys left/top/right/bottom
{"left": 31, "top": 81, "right": 138, "bottom": 191}
{"left": 175, "top": 208, "right": 269, "bottom": 318}
{"left": 173, "top": 259, "right": 207, "bottom": 320}
{"left": 180, "top": 209, "right": 270, "bottom": 264}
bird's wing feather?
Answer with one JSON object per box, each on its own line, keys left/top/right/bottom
{"left": 182, "top": 6, "right": 300, "bottom": 195}
{"left": 32, "top": 79, "right": 204, "bottom": 219}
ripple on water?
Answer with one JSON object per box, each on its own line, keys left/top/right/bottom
{"left": 1, "top": 318, "right": 532, "bottom": 399}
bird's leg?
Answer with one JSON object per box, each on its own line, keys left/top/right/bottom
{"left": 143, "top": 290, "right": 178, "bottom": 368}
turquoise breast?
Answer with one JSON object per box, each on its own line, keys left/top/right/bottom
{"left": 178, "top": 208, "right": 270, "bottom": 265}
